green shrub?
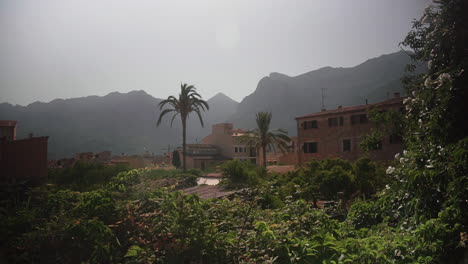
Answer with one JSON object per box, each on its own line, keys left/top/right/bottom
{"left": 221, "top": 159, "right": 255, "bottom": 188}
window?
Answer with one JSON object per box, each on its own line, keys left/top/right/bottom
{"left": 389, "top": 133, "right": 403, "bottom": 144}
{"left": 303, "top": 120, "right": 318, "bottom": 129}
{"left": 303, "top": 142, "right": 318, "bottom": 153}
{"left": 234, "top": 147, "right": 238, "bottom": 153}
{"left": 343, "top": 139, "right": 351, "bottom": 152}
{"left": 339, "top": 116, "right": 344, "bottom": 126}
{"left": 359, "top": 114, "right": 368, "bottom": 123}
{"left": 351, "top": 114, "right": 368, "bottom": 125}
{"left": 351, "top": 115, "right": 358, "bottom": 125}
{"left": 328, "top": 117, "right": 338, "bottom": 127}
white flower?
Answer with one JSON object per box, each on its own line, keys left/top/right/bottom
{"left": 403, "top": 150, "right": 408, "bottom": 156}
{"left": 385, "top": 184, "right": 391, "bottom": 190}
{"left": 438, "top": 73, "right": 451, "bottom": 82}
{"left": 400, "top": 157, "right": 405, "bottom": 164}
{"left": 386, "top": 166, "right": 395, "bottom": 175}
{"left": 424, "top": 77, "right": 432, "bottom": 88}
{"left": 427, "top": 60, "right": 433, "bottom": 69}
{"left": 395, "top": 153, "right": 400, "bottom": 159}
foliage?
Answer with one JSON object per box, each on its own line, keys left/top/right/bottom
{"left": 48, "top": 162, "right": 130, "bottom": 191}
{"left": 221, "top": 159, "right": 260, "bottom": 188}
{"left": 171, "top": 150, "right": 180, "bottom": 168}
{"left": 346, "top": 1, "right": 468, "bottom": 262}
{"left": 156, "top": 83, "right": 209, "bottom": 171}
{"left": 240, "top": 112, "right": 291, "bottom": 167}
{"left": 2, "top": 1, "right": 467, "bottom": 263}
{"left": 360, "top": 108, "right": 404, "bottom": 151}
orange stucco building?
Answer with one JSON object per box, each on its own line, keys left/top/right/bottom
{"left": 296, "top": 95, "right": 404, "bottom": 165}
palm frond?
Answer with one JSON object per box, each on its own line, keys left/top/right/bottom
{"left": 170, "top": 112, "right": 179, "bottom": 127}
{"left": 193, "top": 108, "right": 205, "bottom": 127}
{"left": 156, "top": 108, "right": 175, "bottom": 126}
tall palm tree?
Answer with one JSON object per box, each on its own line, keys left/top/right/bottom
{"left": 241, "top": 112, "right": 291, "bottom": 167}
{"left": 156, "top": 83, "right": 209, "bottom": 171}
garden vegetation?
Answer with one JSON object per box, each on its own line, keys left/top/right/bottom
{"left": 1, "top": 0, "right": 467, "bottom": 263}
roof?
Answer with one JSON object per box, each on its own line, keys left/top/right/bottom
{"left": 185, "top": 144, "right": 217, "bottom": 149}
{"left": 295, "top": 97, "right": 404, "bottom": 120}
{"left": 181, "top": 185, "right": 239, "bottom": 199}
{"left": 0, "top": 120, "right": 17, "bottom": 127}
{"left": 232, "top": 128, "right": 249, "bottom": 134}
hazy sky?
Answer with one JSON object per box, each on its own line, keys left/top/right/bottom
{"left": 0, "top": 0, "right": 430, "bottom": 106}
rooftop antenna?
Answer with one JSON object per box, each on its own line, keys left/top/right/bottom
{"left": 321, "top": 87, "right": 327, "bottom": 110}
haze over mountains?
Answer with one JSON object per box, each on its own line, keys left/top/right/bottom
{"left": 0, "top": 51, "right": 416, "bottom": 159}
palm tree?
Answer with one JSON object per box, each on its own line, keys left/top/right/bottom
{"left": 241, "top": 112, "right": 291, "bottom": 167}
{"left": 156, "top": 83, "right": 209, "bottom": 171}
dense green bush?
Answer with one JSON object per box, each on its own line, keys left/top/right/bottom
{"left": 221, "top": 159, "right": 260, "bottom": 188}
{"left": 48, "top": 162, "right": 130, "bottom": 191}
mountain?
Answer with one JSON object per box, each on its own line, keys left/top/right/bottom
{"left": 0, "top": 91, "right": 238, "bottom": 159}
{"left": 184, "top": 92, "right": 239, "bottom": 143}
{"left": 228, "top": 51, "right": 419, "bottom": 135}
{"left": 0, "top": 51, "right": 419, "bottom": 159}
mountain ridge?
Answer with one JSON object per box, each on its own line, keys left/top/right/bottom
{"left": 0, "top": 51, "right": 419, "bottom": 158}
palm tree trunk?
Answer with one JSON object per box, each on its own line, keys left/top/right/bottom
{"left": 262, "top": 144, "right": 267, "bottom": 168}
{"left": 182, "top": 117, "right": 187, "bottom": 171}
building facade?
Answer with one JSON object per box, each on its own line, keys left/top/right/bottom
{"left": 177, "top": 123, "right": 257, "bottom": 170}
{"left": 181, "top": 144, "right": 223, "bottom": 170}
{"left": 201, "top": 123, "right": 256, "bottom": 163}
{"left": 296, "top": 96, "right": 404, "bottom": 165}
{"left": 0, "top": 120, "right": 48, "bottom": 185}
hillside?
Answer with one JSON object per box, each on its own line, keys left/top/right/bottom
{"left": 228, "top": 51, "right": 419, "bottom": 134}
{"left": 0, "top": 51, "right": 420, "bottom": 158}
{"left": 0, "top": 91, "right": 238, "bottom": 159}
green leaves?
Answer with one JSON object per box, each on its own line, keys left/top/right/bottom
{"left": 125, "top": 245, "right": 143, "bottom": 257}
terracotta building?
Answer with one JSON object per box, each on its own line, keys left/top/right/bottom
{"left": 296, "top": 95, "right": 404, "bottom": 165}
{"left": 202, "top": 123, "right": 257, "bottom": 163}
{"left": 0, "top": 120, "right": 17, "bottom": 140}
{"left": 76, "top": 152, "right": 94, "bottom": 162}
{"left": 94, "top": 151, "right": 112, "bottom": 163}
{"left": 177, "top": 123, "right": 257, "bottom": 170}
{"left": 0, "top": 120, "right": 48, "bottom": 185}
{"left": 180, "top": 144, "right": 223, "bottom": 170}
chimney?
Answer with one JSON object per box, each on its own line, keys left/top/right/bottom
{"left": 365, "top": 99, "right": 368, "bottom": 105}
{"left": 337, "top": 105, "right": 342, "bottom": 109}
{"left": 28, "top": 133, "right": 34, "bottom": 138}
{"left": 394, "top": 92, "right": 401, "bottom": 98}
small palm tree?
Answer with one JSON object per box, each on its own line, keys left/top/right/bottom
{"left": 157, "top": 83, "right": 209, "bottom": 171}
{"left": 241, "top": 112, "right": 291, "bottom": 167}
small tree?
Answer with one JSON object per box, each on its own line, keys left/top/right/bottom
{"left": 241, "top": 112, "right": 291, "bottom": 167}
{"left": 172, "top": 150, "right": 181, "bottom": 168}
{"left": 157, "top": 83, "right": 209, "bottom": 171}
{"left": 221, "top": 160, "right": 249, "bottom": 188}
{"left": 359, "top": 108, "right": 403, "bottom": 152}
